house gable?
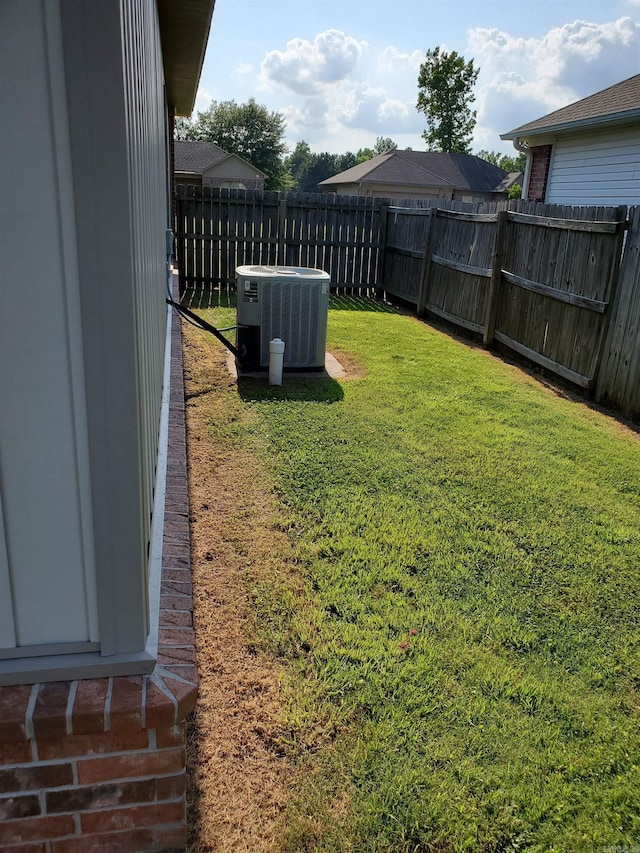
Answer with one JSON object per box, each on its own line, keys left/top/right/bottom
{"left": 174, "top": 139, "right": 266, "bottom": 188}
{"left": 202, "top": 153, "right": 265, "bottom": 181}
{"left": 319, "top": 150, "right": 511, "bottom": 199}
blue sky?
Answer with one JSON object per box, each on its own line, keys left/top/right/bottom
{"left": 195, "top": 0, "right": 640, "bottom": 156}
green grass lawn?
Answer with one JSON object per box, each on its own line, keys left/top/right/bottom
{"left": 188, "top": 295, "right": 640, "bottom": 852}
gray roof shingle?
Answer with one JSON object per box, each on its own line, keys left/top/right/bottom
{"left": 502, "top": 73, "right": 640, "bottom": 139}
{"left": 174, "top": 140, "right": 234, "bottom": 174}
{"left": 319, "top": 150, "right": 510, "bottom": 193}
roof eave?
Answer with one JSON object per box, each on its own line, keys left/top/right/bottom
{"left": 501, "top": 108, "right": 640, "bottom": 141}
{"left": 157, "top": 0, "right": 215, "bottom": 116}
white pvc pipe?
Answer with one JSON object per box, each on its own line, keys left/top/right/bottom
{"left": 269, "top": 338, "right": 285, "bottom": 385}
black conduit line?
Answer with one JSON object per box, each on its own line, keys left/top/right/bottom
{"left": 166, "top": 298, "right": 244, "bottom": 363}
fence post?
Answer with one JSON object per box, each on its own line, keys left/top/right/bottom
{"left": 594, "top": 209, "right": 636, "bottom": 403}
{"left": 483, "top": 209, "right": 507, "bottom": 347}
{"left": 417, "top": 207, "right": 437, "bottom": 317}
{"left": 277, "top": 195, "right": 287, "bottom": 265}
{"left": 375, "top": 203, "right": 388, "bottom": 298}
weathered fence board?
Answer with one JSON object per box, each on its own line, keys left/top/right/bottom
{"left": 381, "top": 205, "right": 432, "bottom": 303}
{"left": 420, "top": 205, "right": 499, "bottom": 332}
{"left": 176, "top": 187, "right": 386, "bottom": 293}
{"left": 493, "top": 203, "right": 627, "bottom": 388}
{"left": 596, "top": 206, "right": 640, "bottom": 418}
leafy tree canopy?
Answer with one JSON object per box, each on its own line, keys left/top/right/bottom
{"left": 416, "top": 47, "right": 478, "bottom": 153}
{"left": 356, "top": 147, "right": 375, "bottom": 164}
{"left": 476, "top": 149, "right": 526, "bottom": 174}
{"left": 374, "top": 136, "right": 398, "bottom": 155}
{"left": 175, "top": 98, "right": 289, "bottom": 191}
{"left": 285, "top": 146, "right": 363, "bottom": 193}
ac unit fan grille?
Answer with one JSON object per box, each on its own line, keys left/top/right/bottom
{"left": 260, "top": 281, "right": 318, "bottom": 368}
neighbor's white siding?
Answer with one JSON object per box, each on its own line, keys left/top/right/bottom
{"left": 0, "top": 0, "right": 98, "bottom": 652}
{"left": 546, "top": 125, "right": 640, "bottom": 205}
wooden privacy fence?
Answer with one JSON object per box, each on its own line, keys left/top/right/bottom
{"left": 174, "top": 186, "right": 640, "bottom": 420}
{"left": 175, "top": 186, "right": 387, "bottom": 292}
{"left": 382, "top": 201, "right": 628, "bottom": 393}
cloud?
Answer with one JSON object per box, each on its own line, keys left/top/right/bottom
{"left": 281, "top": 96, "right": 329, "bottom": 136}
{"left": 469, "top": 17, "right": 640, "bottom": 140}
{"left": 194, "top": 87, "right": 213, "bottom": 114}
{"left": 338, "top": 83, "right": 423, "bottom": 134}
{"left": 260, "top": 30, "right": 367, "bottom": 95}
{"left": 379, "top": 46, "right": 423, "bottom": 71}
{"left": 234, "top": 62, "right": 253, "bottom": 76}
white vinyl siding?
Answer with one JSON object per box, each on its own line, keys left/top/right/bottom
{"left": 0, "top": 0, "right": 98, "bottom": 654}
{"left": 546, "top": 125, "right": 640, "bottom": 205}
{"left": 62, "top": 0, "right": 169, "bottom": 663}
{"left": 0, "top": 0, "right": 169, "bottom": 683}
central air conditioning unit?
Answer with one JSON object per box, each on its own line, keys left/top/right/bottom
{"left": 235, "top": 265, "right": 330, "bottom": 370}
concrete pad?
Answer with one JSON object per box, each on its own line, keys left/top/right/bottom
{"left": 227, "top": 351, "right": 347, "bottom": 381}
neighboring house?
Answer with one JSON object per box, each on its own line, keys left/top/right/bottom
{"left": 174, "top": 139, "right": 266, "bottom": 189}
{"left": 0, "top": 1, "right": 213, "bottom": 849}
{"left": 319, "top": 149, "right": 519, "bottom": 202}
{"left": 501, "top": 73, "right": 640, "bottom": 205}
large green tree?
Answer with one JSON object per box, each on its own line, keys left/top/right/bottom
{"left": 175, "top": 98, "right": 289, "bottom": 190}
{"left": 416, "top": 47, "right": 479, "bottom": 153}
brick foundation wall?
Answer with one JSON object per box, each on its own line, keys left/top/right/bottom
{"left": 527, "top": 144, "right": 553, "bottom": 201}
{"left": 0, "top": 273, "right": 196, "bottom": 853}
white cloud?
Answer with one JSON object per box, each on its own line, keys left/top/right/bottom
{"left": 469, "top": 17, "right": 640, "bottom": 146}
{"left": 281, "top": 96, "right": 329, "bottom": 136}
{"left": 247, "top": 15, "right": 640, "bottom": 156}
{"left": 379, "top": 46, "right": 423, "bottom": 71}
{"left": 194, "top": 87, "right": 213, "bottom": 114}
{"left": 338, "top": 83, "right": 423, "bottom": 135}
{"left": 260, "top": 30, "right": 367, "bottom": 95}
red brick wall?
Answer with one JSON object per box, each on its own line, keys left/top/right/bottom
{"left": 0, "top": 272, "right": 197, "bottom": 853}
{"left": 527, "top": 144, "right": 553, "bottom": 201}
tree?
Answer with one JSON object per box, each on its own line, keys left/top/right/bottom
{"left": 177, "top": 98, "right": 289, "bottom": 190}
{"left": 416, "top": 47, "right": 478, "bottom": 153}
{"left": 285, "top": 147, "right": 362, "bottom": 192}
{"left": 356, "top": 147, "right": 375, "bottom": 164}
{"left": 287, "top": 141, "right": 313, "bottom": 189}
{"left": 174, "top": 116, "right": 195, "bottom": 140}
{"left": 507, "top": 182, "right": 522, "bottom": 200}
{"left": 374, "top": 136, "right": 397, "bottom": 155}
{"left": 476, "top": 149, "right": 526, "bottom": 174}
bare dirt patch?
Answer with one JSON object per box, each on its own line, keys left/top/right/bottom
{"left": 182, "top": 325, "right": 295, "bottom": 853}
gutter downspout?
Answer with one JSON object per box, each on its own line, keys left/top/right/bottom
{"left": 513, "top": 137, "right": 532, "bottom": 200}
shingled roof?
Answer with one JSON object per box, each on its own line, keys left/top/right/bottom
{"left": 502, "top": 73, "right": 640, "bottom": 140}
{"left": 174, "top": 140, "right": 266, "bottom": 177}
{"left": 319, "top": 150, "right": 511, "bottom": 193}
{"left": 174, "top": 140, "right": 234, "bottom": 174}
